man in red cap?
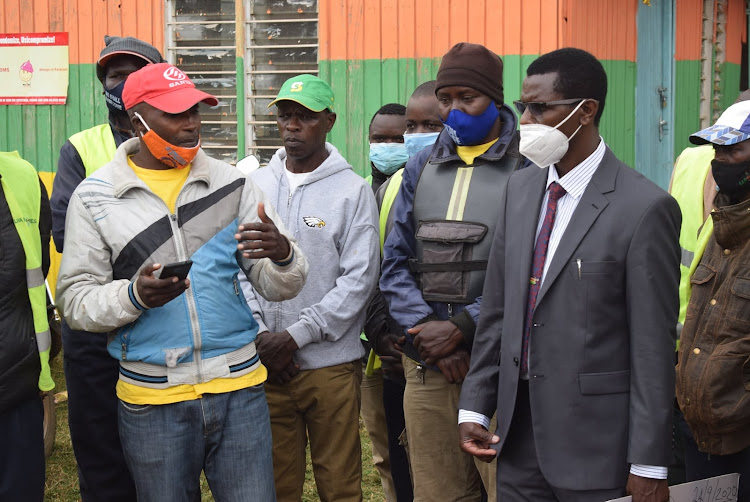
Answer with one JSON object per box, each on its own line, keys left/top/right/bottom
{"left": 50, "top": 35, "right": 162, "bottom": 502}
{"left": 57, "top": 63, "right": 308, "bottom": 501}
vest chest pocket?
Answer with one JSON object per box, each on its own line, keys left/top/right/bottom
{"left": 411, "top": 221, "right": 487, "bottom": 302}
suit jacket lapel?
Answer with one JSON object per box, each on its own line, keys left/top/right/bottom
{"left": 511, "top": 167, "right": 548, "bottom": 301}
{"left": 535, "top": 148, "right": 619, "bottom": 307}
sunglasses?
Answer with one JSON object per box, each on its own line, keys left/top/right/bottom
{"left": 513, "top": 98, "right": 587, "bottom": 117}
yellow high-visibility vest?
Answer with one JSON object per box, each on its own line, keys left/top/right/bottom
{"left": 69, "top": 124, "right": 117, "bottom": 177}
{"left": 0, "top": 151, "right": 54, "bottom": 391}
{"left": 669, "top": 145, "right": 715, "bottom": 332}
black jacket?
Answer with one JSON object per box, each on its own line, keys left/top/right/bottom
{"left": 0, "top": 177, "right": 51, "bottom": 413}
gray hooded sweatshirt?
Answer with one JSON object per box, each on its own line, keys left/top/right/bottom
{"left": 243, "top": 143, "right": 379, "bottom": 370}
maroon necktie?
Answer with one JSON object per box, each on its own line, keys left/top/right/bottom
{"left": 521, "top": 181, "right": 567, "bottom": 376}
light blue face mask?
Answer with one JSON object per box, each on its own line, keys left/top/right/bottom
{"left": 403, "top": 132, "right": 440, "bottom": 157}
{"left": 369, "top": 142, "right": 409, "bottom": 175}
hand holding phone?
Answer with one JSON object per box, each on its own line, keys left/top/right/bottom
{"left": 136, "top": 262, "right": 191, "bottom": 308}
{"left": 158, "top": 260, "right": 193, "bottom": 280}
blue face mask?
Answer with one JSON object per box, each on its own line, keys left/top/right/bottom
{"left": 404, "top": 132, "right": 440, "bottom": 157}
{"left": 369, "top": 142, "right": 409, "bottom": 175}
{"left": 441, "top": 100, "right": 499, "bottom": 146}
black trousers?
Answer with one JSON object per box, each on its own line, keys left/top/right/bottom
{"left": 677, "top": 410, "right": 750, "bottom": 501}
{"left": 498, "top": 380, "right": 625, "bottom": 502}
{"left": 62, "top": 322, "right": 137, "bottom": 502}
{"left": 0, "top": 396, "right": 45, "bottom": 502}
{"left": 383, "top": 375, "right": 414, "bottom": 501}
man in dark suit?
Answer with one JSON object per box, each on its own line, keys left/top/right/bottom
{"left": 457, "top": 48, "right": 681, "bottom": 502}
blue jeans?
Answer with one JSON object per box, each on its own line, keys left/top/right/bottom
{"left": 118, "top": 384, "right": 276, "bottom": 502}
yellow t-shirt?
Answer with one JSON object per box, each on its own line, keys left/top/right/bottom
{"left": 456, "top": 138, "right": 499, "bottom": 165}
{"left": 117, "top": 367, "right": 267, "bottom": 406}
{"left": 127, "top": 156, "right": 191, "bottom": 213}
{"left": 119, "top": 156, "right": 266, "bottom": 405}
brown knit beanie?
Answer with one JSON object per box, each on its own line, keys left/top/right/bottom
{"left": 436, "top": 43, "right": 504, "bottom": 104}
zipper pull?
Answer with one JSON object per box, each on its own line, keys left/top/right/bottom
{"left": 233, "top": 279, "right": 240, "bottom": 295}
{"left": 416, "top": 364, "right": 426, "bottom": 384}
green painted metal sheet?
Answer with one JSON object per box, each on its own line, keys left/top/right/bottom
{"left": 673, "top": 60, "right": 702, "bottom": 159}
{"left": 719, "top": 62, "right": 742, "bottom": 114}
{"left": 0, "top": 63, "right": 107, "bottom": 174}
{"left": 321, "top": 56, "right": 636, "bottom": 176}
{"left": 236, "top": 55, "right": 246, "bottom": 158}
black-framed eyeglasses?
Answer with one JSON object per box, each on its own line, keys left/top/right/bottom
{"left": 513, "top": 98, "right": 587, "bottom": 117}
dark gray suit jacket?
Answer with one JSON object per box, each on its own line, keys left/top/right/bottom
{"left": 459, "top": 147, "right": 681, "bottom": 490}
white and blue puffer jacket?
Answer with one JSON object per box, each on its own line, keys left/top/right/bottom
{"left": 57, "top": 138, "right": 308, "bottom": 389}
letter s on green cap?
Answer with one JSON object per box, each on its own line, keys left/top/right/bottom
{"left": 268, "top": 74, "right": 335, "bottom": 112}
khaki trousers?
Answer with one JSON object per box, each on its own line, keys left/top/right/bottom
{"left": 360, "top": 366, "right": 397, "bottom": 502}
{"left": 265, "top": 362, "right": 363, "bottom": 502}
{"left": 403, "top": 355, "right": 496, "bottom": 502}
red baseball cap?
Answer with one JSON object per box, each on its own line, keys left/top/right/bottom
{"left": 122, "top": 63, "right": 218, "bottom": 113}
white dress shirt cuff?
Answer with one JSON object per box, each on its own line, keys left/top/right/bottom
{"left": 458, "top": 410, "right": 491, "bottom": 429}
{"left": 629, "top": 464, "right": 668, "bottom": 479}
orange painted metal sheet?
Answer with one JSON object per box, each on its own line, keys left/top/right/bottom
{"left": 675, "top": 0, "right": 702, "bottom": 61}
{"left": 562, "top": 0, "right": 637, "bottom": 62}
{"left": 726, "top": 0, "right": 744, "bottom": 65}
{"left": 0, "top": 0, "right": 164, "bottom": 65}
{"left": 320, "top": 0, "right": 637, "bottom": 61}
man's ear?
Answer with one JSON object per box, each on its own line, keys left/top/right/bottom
{"left": 326, "top": 111, "right": 337, "bottom": 132}
{"left": 579, "top": 99, "right": 599, "bottom": 126}
{"left": 129, "top": 109, "right": 145, "bottom": 136}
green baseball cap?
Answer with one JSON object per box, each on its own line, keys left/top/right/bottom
{"left": 268, "top": 74, "right": 334, "bottom": 112}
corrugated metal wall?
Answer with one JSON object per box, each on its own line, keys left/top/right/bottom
{"left": 318, "top": 0, "right": 639, "bottom": 176}
{"left": 0, "top": 0, "right": 164, "bottom": 292}
{"left": 0, "top": 0, "right": 164, "bottom": 185}
{"left": 4, "top": 1, "right": 747, "bottom": 195}
{"left": 674, "top": 0, "right": 703, "bottom": 158}
{"left": 674, "top": 0, "right": 747, "bottom": 158}
{"left": 718, "top": 1, "right": 745, "bottom": 115}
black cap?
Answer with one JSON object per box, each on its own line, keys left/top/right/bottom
{"left": 96, "top": 36, "right": 163, "bottom": 82}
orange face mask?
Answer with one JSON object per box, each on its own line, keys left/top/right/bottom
{"left": 134, "top": 111, "right": 200, "bottom": 169}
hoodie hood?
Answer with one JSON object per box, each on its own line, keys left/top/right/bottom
{"left": 267, "top": 142, "right": 352, "bottom": 185}
{"left": 248, "top": 141, "right": 379, "bottom": 370}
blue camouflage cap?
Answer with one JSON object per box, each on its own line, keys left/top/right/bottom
{"left": 690, "top": 101, "right": 750, "bottom": 146}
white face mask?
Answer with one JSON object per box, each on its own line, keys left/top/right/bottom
{"left": 518, "top": 100, "right": 587, "bottom": 168}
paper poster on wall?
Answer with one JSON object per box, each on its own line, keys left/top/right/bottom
{"left": 0, "top": 32, "right": 69, "bottom": 105}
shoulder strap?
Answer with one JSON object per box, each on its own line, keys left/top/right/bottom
{"left": 379, "top": 168, "right": 404, "bottom": 253}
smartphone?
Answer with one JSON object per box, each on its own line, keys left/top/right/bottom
{"left": 158, "top": 260, "right": 193, "bottom": 281}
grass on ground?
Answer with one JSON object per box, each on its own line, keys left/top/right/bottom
{"left": 44, "top": 354, "right": 385, "bottom": 501}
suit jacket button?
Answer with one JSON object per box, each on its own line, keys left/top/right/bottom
{"left": 513, "top": 357, "right": 519, "bottom": 366}
{"left": 693, "top": 347, "right": 701, "bottom": 355}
